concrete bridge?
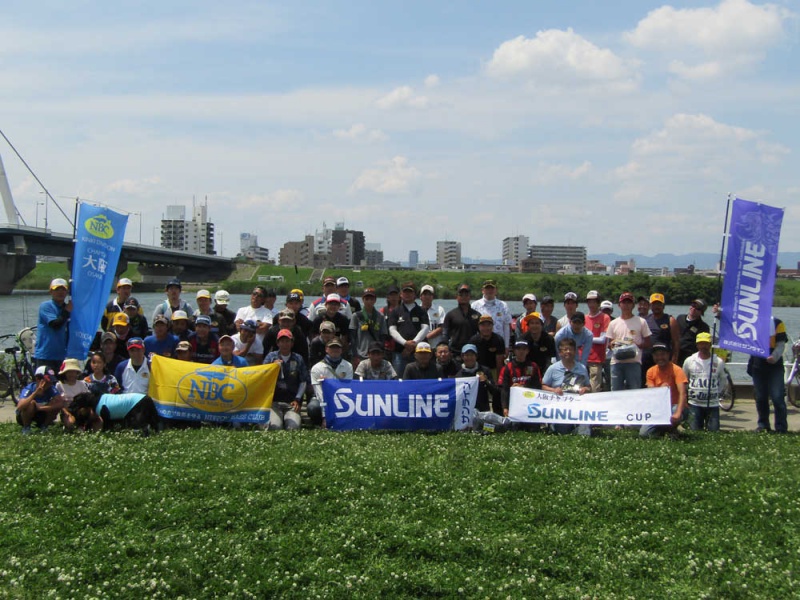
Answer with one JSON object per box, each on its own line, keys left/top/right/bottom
{"left": 0, "top": 152, "right": 233, "bottom": 294}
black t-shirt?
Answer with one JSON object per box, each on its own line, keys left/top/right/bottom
{"left": 469, "top": 332, "right": 506, "bottom": 370}
{"left": 388, "top": 303, "right": 429, "bottom": 351}
{"left": 443, "top": 305, "right": 481, "bottom": 354}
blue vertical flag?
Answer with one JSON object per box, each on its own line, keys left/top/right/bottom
{"left": 67, "top": 204, "right": 128, "bottom": 359}
{"left": 719, "top": 198, "right": 783, "bottom": 358}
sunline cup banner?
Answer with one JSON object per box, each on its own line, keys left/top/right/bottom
{"left": 322, "top": 377, "right": 479, "bottom": 431}
{"left": 67, "top": 203, "right": 128, "bottom": 359}
{"left": 508, "top": 387, "right": 672, "bottom": 426}
{"left": 149, "top": 355, "right": 278, "bottom": 423}
{"left": 719, "top": 198, "right": 784, "bottom": 358}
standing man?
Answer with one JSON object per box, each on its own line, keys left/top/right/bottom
{"left": 34, "top": 278, "right": 71, "bottom": 371}
{"left": 684, "top": 332, "right": 726, "bottom": 432}
{"left": 584, "top": 291, "right": 611, "bottom": 393}
{"left": 420, "top": 284, "right": 446, "bottom": 349}
{"left": 540, "top": 296, "right": 558, "bottom": 337}
{"left": 387, "top": 281, "right": 430, "bottom": 375}
{"left": 555, "top": 292, "right": 579, "bottom": 334}
{"left": 554, "top": 311, "right": 593, "bottom": 368}
{"left": 349, "top": 287, "right": 387, "bottom": 367}
{"left": 514, "top": 293, "right": 538, "bottom": 340}
{"left": 336, "top": 277, "right": 361, "bottom": 313}
{"left": 747, "top": 317, "right": 789, "bottom": 433}
{"left": 472, "top": 280, "right": 512, "bottom": 356}
{"left": 676, "top": 299, "right": 710, "bottom": 365}
{"left": 152, "top": 279, "right": 192, "bottom": 323}
{"left": 644, "top": 293, "right": 680, "bottom": 369}
{"left": 101, "top": 277, "right": 140, "bottom": 331}
{"left": 442, "top": 284, "right": 480, "bottom": 358}
{"left": 213, "top": 290, "right": 238, "bottom": 336}
{"left": 636, "top": 296, "right": 651, "bottom": 319}
{"left": 606, "top": 292, "right": 652, "bottom": 390}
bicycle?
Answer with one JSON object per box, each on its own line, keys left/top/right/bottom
{"left": 786, "top": 340, "right": 800, "bottom": 409}
{"left": 712, "top": 347, "right": 736, "bottom": 411}
{"left": 0, "top": 327, "right": 37, "bottom": 405}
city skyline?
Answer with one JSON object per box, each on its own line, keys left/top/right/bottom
{"left": 1, "top": 0, "right": 798, "bottom": 260}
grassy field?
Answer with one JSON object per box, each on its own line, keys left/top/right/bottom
{"left": 1, "top": 426, "right": 798, "bottom": 598}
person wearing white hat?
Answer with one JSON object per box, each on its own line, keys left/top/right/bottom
{"left": 101, "top": 277, "right": 142, "bottom": 331}
{"left": 34, "top": 278, "right": 72, "bottom": 371}
{"left": 213, "top": 290, "right": 238, "bottom": 335}
{"left": 55, "top": 358, "right": 91, "bottom": 431}
{"left": 419, "top": 284, "right": 446, "bottom": 349}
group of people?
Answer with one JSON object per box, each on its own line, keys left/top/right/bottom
{"left": 20, "top": 274, "right": 790, "bottom": 435}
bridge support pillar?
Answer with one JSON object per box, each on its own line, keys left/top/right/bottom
{"left": 137, "top": 263, "right": 184, "bottom": 285}
{"left": 0, "top": 254, "right": 37, "bottom": 295}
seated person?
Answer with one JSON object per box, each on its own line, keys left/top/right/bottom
{"left": 83, "top": 351, "right": 121, "bottom": 395}
{"left": 55, "top": 358, "right": 91, "bottom": 431}
{"left": 640, "top": 343, "right": 688, "bottom": 438}
{"left": 16, "top": 366, "right": 64, "bottom": 434}
{"left": 144, "top": 315, "right": 179, "bottom": 358}
{"left": 212, "top": 335, "right": 248, "bottom": 367}
{"left": 355, "top": 341, "right": 398, "bottom": 380}
{"left": 188, "top": 315, "right": 219, "bottom": 364}
{"left": 114, "top": 338, "right": 152, "bottom": 394}
{"left": 263, "top": 329, "right": 309, "bottom": 430}
{"left": 498, "top": 340, "right": 542, "bottom": 418}
{"left": 170, "top": 310, "right": 192, "bottom": 342}
{"left": 175, "top": 340, "right": 193, "bottom": 361}
{"left": 232, "top": 319, "right": 264, "bottom": 366}
{"left": 435, "top": 342, "right": 460, "bottom": 378}
{"left": 308, "top": 338, "right": 353, "bottom": 426}
{"left": 402, "top": 342, "right": 442, "bottom": 380}
{"left": 542, "top": 337, "right": 591, "bottom": 436}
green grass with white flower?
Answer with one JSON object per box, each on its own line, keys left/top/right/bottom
{"left": 1, "top": 426, "right": 799, "bottom": 598}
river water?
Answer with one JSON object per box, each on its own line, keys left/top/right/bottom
{"left": 3, "top": 292, "right": 798, "bottom": 382}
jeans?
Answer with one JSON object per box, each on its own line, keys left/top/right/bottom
{"left": 306, "top": 398, "right": 324, "bottom": 426}
{"left": 393, "top": 352, "right": 413, "bottom": 377}
{"left": 268, "top": 402, "right": 301, "bottom": 430}
{"left": 610, "top": 362, "right": 641, "bottom": 391}
{"left": 689, "top": 404, "right": 720, "bottom": 432}
{"left": 752, "top": 366, "right": 788, "bottom": 432}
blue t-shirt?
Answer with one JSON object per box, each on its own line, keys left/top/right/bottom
{"left": 554, "top": 327, "right": 594, "bottom": 367}
{"left": 34, "top": 299, "right": 69, "bottom": 361}
{"left": 212, "top": 355, "right": 248, "bottom": 368}
{"left": 19, "top": 382, "right": 59, "bottom": 405}
{"left": 144, "top": 334, "right": 179, "bottom": 357}
{"left": 96, "top": 393, "right": 146, "bottom": 420}
{"left": 542, "top": 361, "right": 590, "bottom": 393}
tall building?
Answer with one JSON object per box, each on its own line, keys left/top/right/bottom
{"left": 160, "top": 202, "right": 215, "bottom": 255}
{"left": 409, "top": 250, "right": 419, "bottom": 268}
{"left": 240, "top": 233, "right": 270, "bottom": 263}
{"left": 331, "top": 226, "right": 365, "bottom": 265}
{"left": 436, "top": 241, "right": 462, "bottom": 269}
{"left": 279, "top": 235, "right": 314, "bottom": 266}
{"left": 502, "top": 235, "right": 529, "bottom": 266}
{"left": 528, "top": 245, "right": 587, "bottom": 274}
{"left": 365, "top": 243, "right": 384, "bottom": 267}
{"left": 314, "top": 223, "right": 333, "bottom": 255}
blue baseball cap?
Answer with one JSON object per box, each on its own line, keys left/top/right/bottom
{"left": 195, "top": 315, "right": 211, "bottom": 326}
{"left": 461, "top": 343, "right": 478, "bottom": 355}
{"left": 241, "top": 319, "right": 258, "bottom": 332}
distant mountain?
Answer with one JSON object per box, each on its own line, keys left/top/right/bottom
{"left": 589, "top": 253, "right": 800, "bottom": 270}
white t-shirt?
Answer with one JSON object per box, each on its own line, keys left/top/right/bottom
{"left": 56, "top": 379, "right": 91, "bottom": 407}
{"left": 606, "top": 315, "right": 651, "bottom": 364}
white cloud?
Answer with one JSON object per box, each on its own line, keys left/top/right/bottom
{"left": 349, "top": 156, "right": 422, "bottom": 195}
{"left": 486, "top": 28, "right": 639, "bottom": 88}
{"left": 104, "top": 176, "right": 162, "bottom": 195}
{"left": 625, "top": 0, "right": 793, "bottom": 79}
{"left": 533, "top": 161, "right": 592, "bottom": 185}
{"left": 236, "top": 189, "right": 305, "bottom": 210}
{"left": 424, "top": 74, "right": 440, "bottom": 88}
{"left": 332, "top": 123, "right": 387, "bottom": 143}
{"left": 376, "top": 86, "right": 429, "bottom": 109}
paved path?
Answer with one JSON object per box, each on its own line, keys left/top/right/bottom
{"left": 2, "top": 395, "right": 799, "bottom": 431}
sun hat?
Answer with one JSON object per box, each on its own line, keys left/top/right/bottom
{"left": 59, "top": 358, "right": 83, "bottom": 375}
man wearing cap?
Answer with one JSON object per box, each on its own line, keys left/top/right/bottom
{"left": 472, "top": 280, "right": 512, "bottom": 355}
{"left": 264, "top": 309, "right": 309, "bottom": 365}
{"left": 336, "top": 277, "right": 361, "bottom": 313}
{"left": 747, "top": 316, "right": 789, "bottom": 433}
{"left": 676, "top": 300, "right": 711, "bottom": 366}
{"left": 584, "top": 291, "right": 611, "bottom": 393}
{"left": 640, "top": 343, "right": 688, "bottom": 438}
{"left": 308, "top": 337, "right": 353, "bottom": 426}
{"left": 123, "top": 298, "right": 150, "bottom": 339}
{"left": 34, "top": 278, "right": 72, "bottom": 370}
{"left": 264, "top": 329, "right": 309, "bottom": 430}
{"left": 212, "top": 335, "right": 248, "bottom": 367}
{"left": 97, "top": 331, "right": 125, "bottom": 374}
{"left": 402, "top": 341, "right": 442, "bottom": 380}
{"left": 498, "top": 340, "right": 543, "bottom": 418}
{"left": 101, "top": 277, "right": 142, "bottom": 331}
{"left": 600, "top": 300, "right": 614, "bottom": 318}
{"left": 606, "top": 292, "right": 652, "bottom": 390}
{"left": 175, "top": 341, "right": 193, "bottom": 361}
{"left": 514, "top": 294, "right": 538, "bottom": 340}
{"left": 235, "top": 286, "right": 273, "bottom": 340}
{"left": 469, "top": 314, "right": 506, "bottom": 413}
{"left": 388, "top": 281, "right": 430, "bottom": 375}
{"left": 637, "top": 296, "right": 651, "bottom": 319}
{"left": 189, "top": 315, "right": 219, "bottom": 364}
{"left": 145, "top": 315, "right": 180, "bottom": 358}
{"left": 290, "top": 288, "right": 310, "bottom": 318}
{"left": 309, "top": 321, "right": 337, "bottom": 367}
{"left": 443, "top": 284, "right": 481, "bottom": 358}
{"left": 309, "top": 277, "right": 352, "bottom": 318}
{"left": 419, "top": 284, "right": 446, "bottom": 349}
{"left": 311, "top": 293, "right": 351, "bottom": 354}
{"left": 554, "top": 311, "right": 593, "bottom": 368}
{"left": 455, "top": 344, "right": 499, "bottom": 419}
{"left": 16, "top": 366, "right": 65, "bottom": 434}
{"left": 540, "top": 296, "right": 558, "bottom": 337}
{"left": 192, "top": 289, "right": 223, "bottom": 335}
{"left": 521, "top": 312, "right": 556, "bottom": 376}
{"left": 555, "top": 292, "right": 580, "bottom": 334}
{"left": 232, "top": 319, "right": 264, "bottom": 366}
{"left": 109, "top": 313, "right": 133, "bottom": 359}
{"left": 643, "top": 293, "right": 680, "bottom": 371}
{"left": 355, "top": 341, "right": 397, "bottom": 380}
{"left": 114, "top": 338, "right": 152, "bottom": 394}
{"left": 380, "top": 284, "right": 401, "bottom": 318}
{"left": 213, "top": 290, "right": 238, "bottom": 336}
{"left": 152, "top": 279, "right": 192, "bottom": 323}
{"left": 683, "top": 332, "right": 726, "bottom": 432}
{"left": 349, "top": 287, "right": 387, "bottom": 366}
{"left": 170, "top": 310, "right": 192, "bottom": 342}
{"left": 285, "top": 291, "right": 312, "bottom": 339}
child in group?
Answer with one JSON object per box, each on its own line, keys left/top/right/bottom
{"left": 56, "top": 358, "right": 91, "bottom": 431}
{"left": 84, "top": 351, "right": 121, "bottom": 396}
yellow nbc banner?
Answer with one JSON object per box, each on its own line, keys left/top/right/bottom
{"left": 148, "top": 355, "right": 279, "bottom": 424}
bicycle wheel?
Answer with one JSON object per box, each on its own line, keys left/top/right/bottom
{"left": 0, "top": 371, "right": 12, "bottom": 400}
{"left": 788, "top": 372, "right": 800, "bottom": 409}
{"left": 719, "top": 371, "right": 735, "bottom": 411}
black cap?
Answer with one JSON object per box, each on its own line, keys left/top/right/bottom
{"left": 367, "top": 341, "right": 384, "bottom": 354}
{"left": 387, "top": 285, "right": 400, "bottom": 294}
{"left": 691, "top": 299, "right": 707, "bottom": 313}
{"left": 541, "top": 295, "right": 554, "bottom": 305}
{"left": 165, "top": 279, "right": 182, "bottom": 290}
{"left": 652, "top": 343, "right": 670, "bottom": 353}
{"left": 570, "top": 311, "right": 585, "bottom": 323}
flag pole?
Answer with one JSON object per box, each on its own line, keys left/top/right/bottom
{"left": 707, "top": 193, "right": 732, "bottom": 409}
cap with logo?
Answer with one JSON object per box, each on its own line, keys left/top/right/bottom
{"left": 650, "top": 293, "right": 665, "bottom": 304}
{"left": 336, "top": 277, "right": 349, "bottom": 286}
{"left": 362, "top": 287, "right": 377, "bottom": 298}
{"left": 50, "top": 278, "right": 68, "bottom": 291}
{"left": 325, "top": 293, "right": 342, "bottom": 304}
{"left": 514, "top": 339, "right": 530, "bottom": 348}
{"left": 600, "top": 300, "right": 613, "bottom": 310}
{"left": 196, "top": 289, "right": 211, "bottom": 300}
{"left": 522, "top": 293, "right": 537, "bottom": 303}
{"left": 618, "top": 292, "right": 635, "bottom": 303}
{"left": 420, "top": 284, "right": 435, "bottom": 295}
{"left": 153, "top": 315, "right": 169, "bottom": 326}
{"left": 319, "top": 321, "right": 336, "bottom": 333}
{"left": 482, "top": 280, "right": 496, "bottom": 288}
{"left": 127, "top": 337, "right": 144, "bottom": 350}
{"left": 112, "top": 313, "right": 130, "bottom": 327}
{"left": 117, "top": 277, "right": 133, "bottom": 288}
{"left": 291, "top": 288, "right": 305, "bottom": 299}
{"left": 277, "top": 309, "right": 295, "bottom": 321}
{"left": 415, "top": 341, "right": 432, "bottom": 353}
{"left": 240, "top": 320, "right": 258, "bottom": 332}
{"left": 277, "top": 328, "right": 294, "bottom": 340}
{"left": 586, "top": 290, "right": 600, "bottom": 300}
{"left": 652, "top": 343, "right": 670, "bottom": 353}
{"left": 214, "top": 290, "right": 230, "bottom": 305}
{"left": 323, "top": 276, "right": 337, "bottom": 286}
{"left": 123, "top": 297, "right": 140, "bottom": 310}
{"left": 195, "top": 315, "right": 211, "bottom": 326}
{"left": 478, "top": 314, "right": 494, "bottom": 324}
{"left": 564, "top": 292, "right": 578, "bottom": 302}
{"left": 171, "top": 310, "right": 189, "bottom": 321}
{"left": 691, "top": 299, "right": 708, "bottom": 313}
{"left": 523, "top": 312, "right": 542, "bottom": 322}
{"left": 287, "top": 292, "right": 302, "bottom": 303}
{"left": 695, "top": 332, "right": 712, "bottom": 344}
{"left": 176, "top": 341, "right": 192, "bottom": 352}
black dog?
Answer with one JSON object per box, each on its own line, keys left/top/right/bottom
{"left": 69, "top": 392, "right": 161, "bottom": 434}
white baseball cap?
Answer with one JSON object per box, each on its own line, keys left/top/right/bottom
{"left": 420, "top": 285, "right": 435, "bottom": 295}
{"left": 522, "top": 293, "right": 537, "bottom": 303}
{"left": 214, "top": 290, "right": 230, "bottom": 305}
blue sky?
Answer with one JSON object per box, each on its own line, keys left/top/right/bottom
{"left": 1, "top": 0, "right": 798, "bottom": 262}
